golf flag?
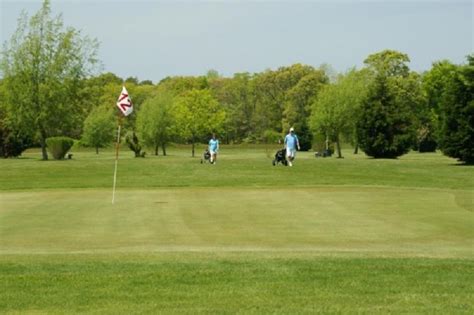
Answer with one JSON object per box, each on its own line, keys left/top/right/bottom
{"left": 112, "top": 86, "right": 132, "bottom": 204}
{"left": 116, "top": 86, "right": 133, "bottom": 116}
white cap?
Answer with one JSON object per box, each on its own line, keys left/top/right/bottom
{"left": 290, "top": 127, "right": 294, "bottom": 132}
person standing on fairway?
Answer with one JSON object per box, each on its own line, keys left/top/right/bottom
{"left": 209, "top": 133, "right": 219, "bottom": 164}
{"left": 284, "top": 127, "right": 300, "bottom": 167}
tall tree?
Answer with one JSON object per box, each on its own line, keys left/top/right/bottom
{"left": 422, "top": 60, "right": 459, "bottom": 148}
{"left": 310, "top": 69, "right": 369, "bottom": 158}
{"left": 283, "top": 69, "right": 328, "bottom": 150}
{"left": 173, "top": 89, "right": 225, "bottom": 157}
{"left": 438, "top": 55, "right": 474, "bottom": 164}
{"left": 136, "top": 92, "right": 175, "bottom": 156}
{"left": 0, "top": 0, "right": 99, "bottom": 159}
{"left": 394, "top": 72, "right": 430, "bottom": 152}
{"left": 81, "top": 106, "right": 115, "bottom": 154}
{"left": 356, "top": 74, "right": 415, "bottom": 158}
{"left": 209, "top": 73, "right": 256, "bottom": 143}
{"left": 253, "top": 64, "right": 316, "bottom": 136}
{"left": 356, "top": 50, "right": 418, "bottom": 158}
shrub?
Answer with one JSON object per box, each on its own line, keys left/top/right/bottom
{"left": 261, "top": 129, "right": 281, "bottom": 144}
{"left": 0, "top": 127, "right": 31, "bottom": 158}
{"left": 46, "top": 136, "right": 74, "bottom": 160}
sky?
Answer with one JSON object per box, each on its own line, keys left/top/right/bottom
{"left": 1, "top": 0, "right": 473, "bottom": 83}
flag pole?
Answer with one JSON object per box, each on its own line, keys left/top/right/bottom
{"left": 112, "top": 85, "right": 133, "bottom": 204}
{"left": 112, "top": 114, "right": 123, "bottom": 204}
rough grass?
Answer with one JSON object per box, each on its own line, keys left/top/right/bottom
{"left": 0, "top": 146, "right": 473, "bottom": 314}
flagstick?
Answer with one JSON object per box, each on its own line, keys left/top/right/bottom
{"left": 112, "top": 116, "right": 123, "bottom": 204}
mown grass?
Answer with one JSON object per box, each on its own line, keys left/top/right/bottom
{"left": 1, "top": 188, "right": 472, "bottom": 256}
{"left": 1, "top": 254, "right": 473, "bottom": 314}
{"left": 0, "top": 145, "right": 472, "bottom": 190}
{"left": 0, "top": 145, "right": 473, "bottom": 314}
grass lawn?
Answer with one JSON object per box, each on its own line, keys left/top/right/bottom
{"left": 0, "top": 145, "right": 473, "bottom": 313}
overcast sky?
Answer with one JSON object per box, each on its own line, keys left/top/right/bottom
{"left": 1, "top": 0, "right": 472, "bottom": 83}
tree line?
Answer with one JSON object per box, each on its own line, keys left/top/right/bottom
{"left": 1, "top": 0, "right": 472, "bottom": 163}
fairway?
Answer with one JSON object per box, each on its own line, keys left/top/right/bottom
{"left": 1, "top": 147, "right": 473, "bottom": 313}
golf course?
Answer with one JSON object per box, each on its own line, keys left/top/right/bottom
{"left": 0, "top": 145, "right": 473, "bottom": 314}
{"left": 1, "top": 0, "right": 472, "bottom": 313}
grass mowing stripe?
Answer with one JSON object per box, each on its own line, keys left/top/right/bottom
{"left": 1, "top": 188, "right": 472, "bottom": 257}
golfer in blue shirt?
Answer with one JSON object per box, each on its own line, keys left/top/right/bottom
{"left": 209, "top": 133, "right": 219, "bottom": 164}
{"left": 284, "top": 127, "right": 300, "bottom": 167}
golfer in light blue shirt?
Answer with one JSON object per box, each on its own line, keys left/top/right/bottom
{"left": 209, "top": 133, "right": 219, "bottom": 164}
{"left": 284, "top": 127, "right": 300, "bottom": 167}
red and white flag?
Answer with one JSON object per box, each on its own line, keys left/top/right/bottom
{"left": 116, "top": 86, "right": 133, "bottom": 116}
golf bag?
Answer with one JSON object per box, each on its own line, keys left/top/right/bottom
{"left": 272, "top": 148, "right": 288, "bottom": 166}
{"left": 201, "top": 149, "right": 212, "bottom": 164}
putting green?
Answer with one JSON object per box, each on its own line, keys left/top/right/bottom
{"left": 1, "top": 187, "right": 472, "bottom": 257}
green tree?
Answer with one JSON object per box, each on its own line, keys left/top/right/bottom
{"left": 253, "top": 64, "right": 316, "bottom": 136}
{"left": 136, "top": 92, "right": 175, "bottom": 156}
{"left": 310, "top": 69, "right": 369, "bottom": 158}
{"left": 124, "top": 84, "right": 156, "bottom": 125}
{"left": 158, "top": 76, "right": 209, "bottom": 97}
{"left": 209, "top": 73, "right": 256, "bottom": 143}
{"left": 81, "top": 107, "right": 115, "bottom": 154}
{"left": 173, "top": 89, "right": 225, "bottom": 157}
{"left": 206, "top": 69, "right": 220, "bottom": 80}
{"left": 0, "top": 0, "right": 99, "bottom": 160}
{"left": 0, "top": 80, "right": 31, "bottom": 157}
{"left": 125, "top": 76, "right": 139, "bottom": 85}
{"left": 139, "top": 80, "right": 154, "bottom": 86}
{"left": 356, "top": 50, "right": 417, "bottom": 158}
{"left": 356, "top": 75, "right": 415, "bottom": 158}
{"left": 421, "top": 60, "right": 459, "bottom": 149}
{"left": 363, "top": 49, "right": 410, "bottom": 77}
{"left": 283, "top": 70, "right": 328, "bottom": 150}
{"left": 438, "top": 55, "right": 474, "bottom": 164}
{"left": 393, "top": 72, "right": 430, "bottom": 152}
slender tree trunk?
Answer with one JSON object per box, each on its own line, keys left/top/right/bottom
{"left": 325, "top": 134, "right": 329, "bottom": 151}
{"left": 192, "top": 141, "right": 195, "bottom": 157}
{"left": 155, "top": 144, "right": 159, "bottom": 156}
{"left": 96, "top": 146, "right": 99, "bottom": 154}
{"left": 161, "top": 143, "right": 167, "bottom": 156}
{"left": 40, "top": 128, "right": 48, "bottom": 160}
{"left": 336, "top": 135, "right": 343, "bottom": 158}
{"left": 354, "top": 143, "right": 359, "bottom": 154}
{"left": 40, "top": 138, "right": 48, "bottom": 160}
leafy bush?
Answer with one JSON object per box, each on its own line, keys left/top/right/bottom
{"left": 261, "top": 129, "right": 281, "bottom": 144}
{"left": 46, "top": 136, "right": 74, "bottom": 160}
{"left": 0, "top": 127, "right": 31, "bottom": 158}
